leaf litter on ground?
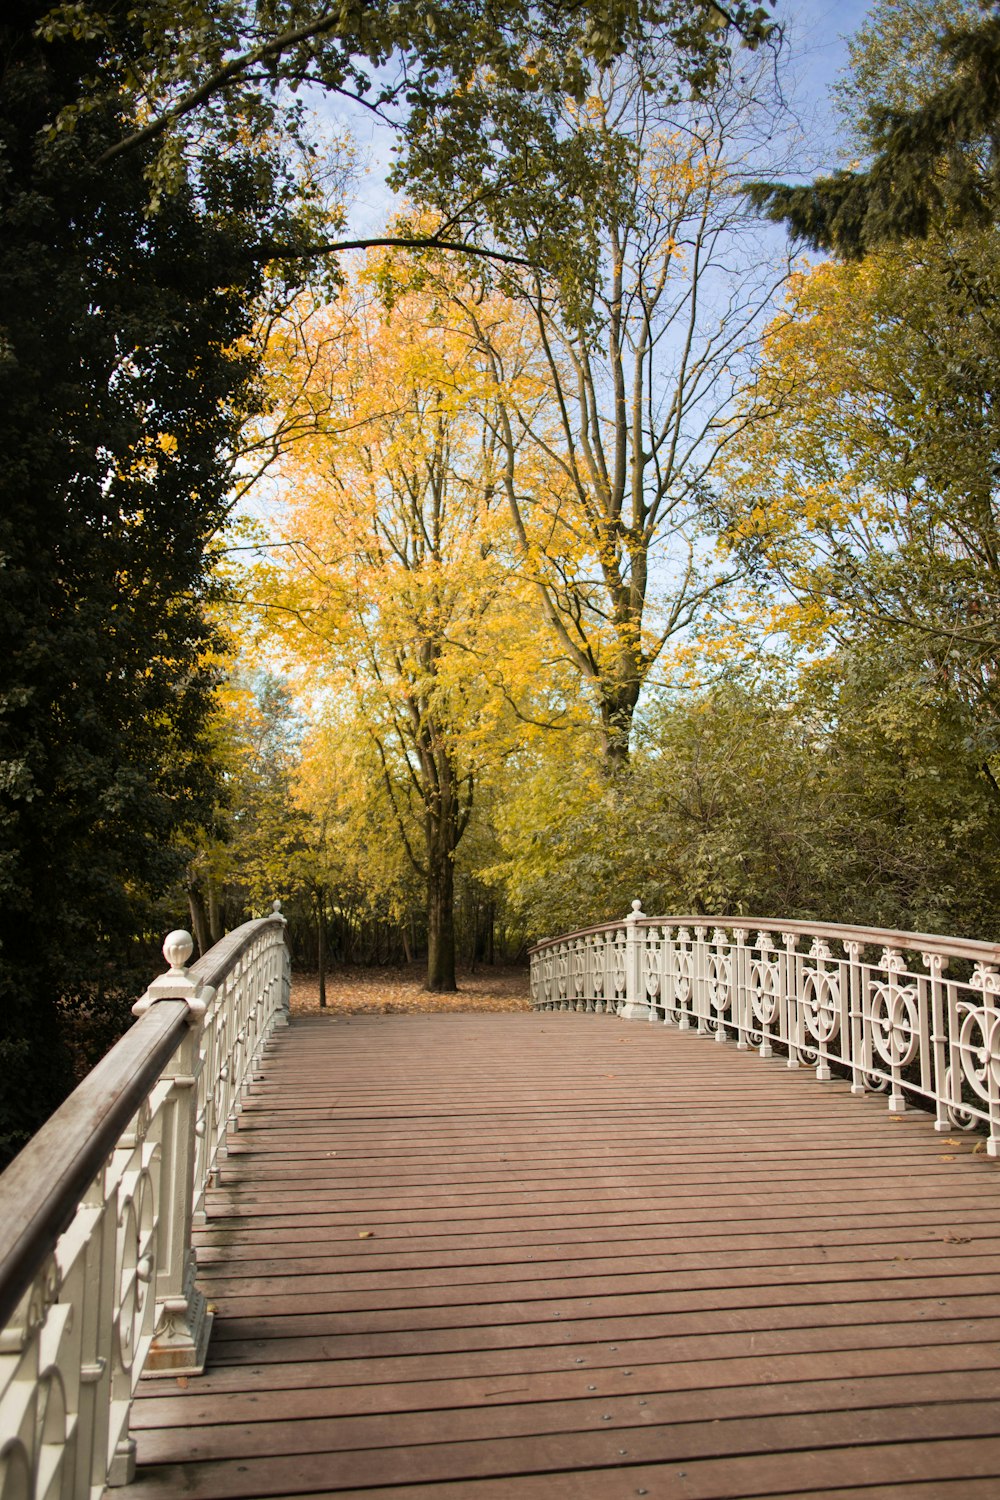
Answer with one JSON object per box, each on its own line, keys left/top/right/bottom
{"left": 291, "top": 963, "right": 531, "bottom": 1016}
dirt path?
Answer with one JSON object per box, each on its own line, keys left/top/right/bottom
{"left": 290, "top": 962, "right": 531, "bottom": 1015}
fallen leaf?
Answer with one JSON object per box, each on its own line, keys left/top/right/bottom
{"left": 973, "top": 1140, "right": 989, "bottom": 1155}
{"left": 358, "top": 1230, "right": 375, "bottom": 1239}
{"left": 944, "top": 1234, "right": 971, "bottom": 1244}
{"left": 175, "top": 1376, "right": 189, "bottom": 1389}
{"left": 938, "top": 1155, "right": 956, "bottom": 1162}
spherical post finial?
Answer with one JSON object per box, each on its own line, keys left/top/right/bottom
{"left": 272, "top": 899, "right": 282, "bottom": 915}
{"left": 631, "top": 898, "right": 643, "bottom": 915}
{"left": 163, "top": 930, "right": 194, "bottom": 972}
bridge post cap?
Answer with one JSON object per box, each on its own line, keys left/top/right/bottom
{"left": 163, "top": 930, "right": 194, "bottom": 972}
{"left": 133, "top": 929, "right": 212, "bottom": 1025}
{"left": 627, "top": 898, "right": 644, "bottom": 920}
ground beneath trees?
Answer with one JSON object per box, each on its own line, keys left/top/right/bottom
{"left": 290, "top": 962, "right": 531, "bottom": 1015}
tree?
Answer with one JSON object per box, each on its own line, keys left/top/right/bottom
{"left": 36, "top": 0, "right": 775, "bottom": 281}
{"left": 0, "top": 1, "right": 309, "bottom": 1161}
{"left": 748, "top": 0, "right": 998, "bottom": 256}
{"left": 263, "top": 274, "right": 554, "bottom": 989}
{"left": 719, "top": 224, "right": 1000, "bottom": 737}
{"left": 0, "top": 0, "right": 773, "bottom": 1158}
{"left": 447, "top": 42, "right": 793, "bottom": 764}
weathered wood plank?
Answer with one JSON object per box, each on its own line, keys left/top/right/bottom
{"left": 123, "top": 1012, "right": 1000, "bottom": 1499}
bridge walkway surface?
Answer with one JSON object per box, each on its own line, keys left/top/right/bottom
{"left": 122, "top": 1011, "right": 1000, "bottom": 1499}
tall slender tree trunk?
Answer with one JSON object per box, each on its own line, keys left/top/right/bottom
{"left": 426, "top": 851, "right": 457, "bottom": 992}
{"left": 187, "top": 887, "right": 211, "bottom": 957}
{"left": 315, "top": 886, "right": 327, "bottom": 1008}
{"left": 207, "top": 881, "right": 223, "bottom": 944}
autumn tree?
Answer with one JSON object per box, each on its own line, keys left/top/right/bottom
{"left": 720, "top": 232, "right": 1000, "bottom": 716}
{"left": 690, "top": 0, "right": 1000, "bottom": 945}
{"left": 36, "top": 0, "right": 774, "bottom": 278}
{"left": 444, "top": 41, "right": 794, "bottom": 765}
{"left": 721, "top": 10, "right": 1000, "bottom": 723}
{"left": 264, "top": 274, "right": 561, "bottom": 989}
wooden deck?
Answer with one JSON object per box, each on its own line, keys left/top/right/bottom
{"left": 124, "top": 1011, "right": 1000, "bottom": 1499}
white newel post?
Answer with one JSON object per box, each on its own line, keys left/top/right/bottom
{"left": 619, "top": 899, "right": 650, "bottom": 1021}
{"left": 130, "top": 930, "right": 214, "bottom": 1378}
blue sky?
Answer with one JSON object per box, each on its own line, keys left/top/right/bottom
{"left": 774, "top": 0, "right": 879, "bottom": 165}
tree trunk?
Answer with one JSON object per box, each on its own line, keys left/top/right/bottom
{"left": 207, "top": 881, "right": 223, "bottom": 944}
{"left": 316, "top": 887, "right": 327, "bottom": 1009}
{"left": 426, "top": 852, "right": 457, "bottom": 992}
{"left": 600, "top": 675, "right": 642, "bottom": 769}
{"left": 188, "top": 887, "right": 211, "bottom": 957}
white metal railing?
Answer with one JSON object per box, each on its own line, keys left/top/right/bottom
{"left": 530, "top": 901, "right": 1000, "bottom": 1155}
{"left": 0, "top": 909, "right": 290, "bottom": 1498}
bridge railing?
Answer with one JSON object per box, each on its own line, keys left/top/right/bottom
{"left": 0, "top": 910, "right": 290, "bottom": 1499}
{"left": 530, "top": 901, "right": 1000, "bottom": 1156}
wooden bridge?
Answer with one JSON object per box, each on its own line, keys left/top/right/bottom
{"left": 3, "top": 910, "right": 1000, "bottom": 1497}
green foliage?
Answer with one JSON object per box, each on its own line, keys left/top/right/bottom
{"left": 0, "top": 0, "right": 306, "bottom": 1162}
{"left": 31, "top": 0, "right": 775, "bottom": 299}
{"left": 493, "top": 654, "right": 1000, "bottom": 942}
{"left": 749, "top": 0, "right": 1000, "bottom": 256}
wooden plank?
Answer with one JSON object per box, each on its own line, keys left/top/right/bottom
{"left": 131, "top": 1343, "right": 1000, "bottom": 1428}
{"left": 137, "top": 1315, "right": 1000, "bottom": 1396}
{"left": 135, "top": 1367, "right": 1000, "bottom": 1461}
{"left": 123, "top": 1012, "right": 1000, "bottom": 1499}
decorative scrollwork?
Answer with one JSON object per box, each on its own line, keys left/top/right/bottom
{"left": 748, "top": 955, "right": 780, "bottom": 1029}
{"left": 672, "top": 952, "right": 692, "bottom": 1008}
{"left": 591, "top": 937, "right": 605, "bottom": 997}
{"left": 643, "top": 942, "right": 661, "bottom": 1001}
{"left": 956, "top": 1001, "right": 1000, "bottom": 1103}
{"left": 706, "top": 949, "right": 733, "bottom": 1016}
{"left": 116, "top": 1166, "right": 155, "bottom": 1372}
{"left": 0, "top": 1255, "right": 63, "bottom": 1356}
{"left": 880, "top": 946, "right": 907, "bottom": 974}
{"left": 943, "top": 1063, "right": 979, "bottom": 1129}
{"left": 612, "top": 932, "right": 627, "bottom": 996}
{"left": 971, "top": 962, "right": 1000, "bottom": 995}
{"left": 801, "top": 966, "right": 841, "bottom": 1045}
{"left": 571, "top": 943, "right": 586, "bottom": 998}
{"left": 0, "top": 1439, "right": 33, "bottom": 1500}
{"left": 869, "top": 976, "right": 920, "bottom": 1068}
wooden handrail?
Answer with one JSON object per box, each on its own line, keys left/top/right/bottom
{"left": 0, "top": 912, "right": 291, "bottom": 1494}
{"left": 529, "top": 913, "right": 1000, "bottom": 966}
{"left": 189, "top": 913, "right": 286, "bottom": 988}
{"left": 0, "top": 1000, "right": 188, "bottom": 1330}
